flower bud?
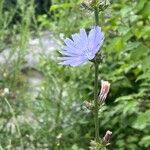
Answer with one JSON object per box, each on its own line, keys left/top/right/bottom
{"left": 102, "top": 130, "right": 112, "bottom": 144}
{"left": 99, "top": 80, "right": 110, "bottom": 103}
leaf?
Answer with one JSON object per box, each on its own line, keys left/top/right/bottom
{"left": 71, "top": 144, "right": 84, "bottom": 150}
{"left": 130, "top": 44, "right": 149, "bottom": 61}
{"left": 107, "top": 37, "right": 124, "bottom": 52}
{"left": 141, "top": 1, "right": 150, "bottom": 17}
{"left": 142, "top": 55, "right": 150, "bottom": 71}
{"left": 141, "top": 26, "right": 150, "bottom": 38}
{"left": 124, "top": 42, "right": 140, "bottom": 51}
{"left": 136, "top": 71, "right": 150, "bottom": 81}
{"left": 139, "top": 136, "right": 150, "bottom": 148}
{"left": 136, "top": 0, "right": 147, "bottom": 12}
{"left": 50, "top": 3, "right": 74, "bottom": 11}
{"left": 118, "top": 26, "right": 130, "bottom": 35}
{"left": 115, "top": 95, "right": 135, "bottom": 102}
{"left": 132, "top": 110, "right": 150, "bottom": 130}
{"left": 123, "top": 30, "right": 133, "bottom": 41}
{"left": 122, "top": 101, "right": 138, "bottom": 115}
{"left": 120, "top": 6, "right": 132, "bottom": 17}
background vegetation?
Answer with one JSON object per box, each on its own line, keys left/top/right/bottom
{"left": 0, "top": 0, "right": 150, "bottom": 149}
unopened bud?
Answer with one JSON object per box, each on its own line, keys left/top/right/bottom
{"left": 102, "top": 130, "right": 112, "bottom": 144}
{"left": 99, "top": 80, "right": 110, "bottom": 103}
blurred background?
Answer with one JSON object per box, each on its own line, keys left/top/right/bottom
{"left": 0, "top": 0, "right": 150, "bottom": 149}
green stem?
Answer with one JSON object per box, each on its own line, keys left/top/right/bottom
{"left": 94, "top": 6, "right": 99, "bottom": 25}
{"left": 94, "top": 62, "right": 99, "bottom": 142}
{"left": 94, "top": 5, "right": 100, "bottom": 143}
{"left": 4, "top": 98, "right": 24, "bottom": 150}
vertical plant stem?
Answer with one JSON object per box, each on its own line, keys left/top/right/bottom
{"left": 4, "top": 98, "right": 24, "bottom": 150}
{"left": 94, "top": 62, "right": 99, "bottom": 142}
{"left": 94, "top": 5, "right": 100, "bottom": 142}
{"left": 94, "top": 6, "right": 99, "bottom": 25}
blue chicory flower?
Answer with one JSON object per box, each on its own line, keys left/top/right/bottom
{"left": 59, "top": 26, "right": 104, "bottom": 67}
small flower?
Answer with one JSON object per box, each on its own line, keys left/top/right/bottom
{"left": 102, "top": 130, "right": 112, "bottom": 144}
{"left": 99, "top": 80, "right": 110, "bottom": 103}
{"left": 59, "top": 26, "right": 104, "bottom": 67}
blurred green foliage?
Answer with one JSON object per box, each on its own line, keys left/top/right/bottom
{"left": 0, "top": 0, "right": 150, "bottom": 149}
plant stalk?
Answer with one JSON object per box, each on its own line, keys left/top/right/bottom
{"left": 94, "top": 6, "right": 99, "bottom": 25}
{"left": 94, "top": 5, "right": 100, "bottom": 142}
{"left": 94, "top": 62, "right": 99, "bottom": 142}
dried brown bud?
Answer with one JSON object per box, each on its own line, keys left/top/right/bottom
{"left": 102, "top": 130, "right": 112, "bottom": 144}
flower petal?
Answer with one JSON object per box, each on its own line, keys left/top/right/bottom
{"left": 59, "top": 50, "right": 80, "bottom": 57}
{"left": 72, "top": 33, "right": 81, "bottom": 43}
{"left": 62, "top": 46, "right": 81, "bottom": 55}
{"left": 71, "top": 29, "right": 88, "bottom": 50}
{"left": 59, "top": 56, "right": 88, "bottom": 67}
{"left": 88, "top": 26, "right": 104, "bottom": 53}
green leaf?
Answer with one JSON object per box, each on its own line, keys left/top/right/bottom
{"left": 141, "top": 1, "right": 150, "bottom": 17}
{"left": 130, "top": 44, "right": 149, "bottom": 61}
{"left": 139, "top": 136, "right": 150, "bottom": 147}
{"left": 142, "top": 55, "right": 150, "bottom": 71}
{"left": 136, "top": 0, "right": 147, "bottom": 12}
{"left": 50, "top": 3, "right": 74, "bottom": 11}
{"left": 141, "top": 26, "right": 150, "bottom": 38}
{"left": 71, "top": 144, "right": 84, "bottom": 150}
{"left": 122, "top": 101, "right": 138, "bottom": 115}
{"left": 133, "top": 110, "right": 150, "bottom": 130}
{"left": 120, "top": 6, "right": 132, "bottom": 17}
{"left": 107, "top": 37, "right": 124, "bottom": 52}
{"left": 118, "top": 26, "right": 130, "bottom": 35}
{"left": 124, "top": 42, "right": 140, "bottom": 51}
{"left": 136, "top": 71, "right": 150, "bottom": 81}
